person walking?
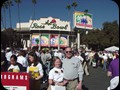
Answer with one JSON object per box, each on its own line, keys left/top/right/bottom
{"left": 94, "top": 51, "right": 100, "bottom": 68}
{"left": 102, "top": 53, "right": 108, "bottom": 71}
{"left": 45, "top": 50, "right": 52, "bottom": 74}
{"left": 81, "top": 50, "right": 89, "bottom": 76}
{"left": 107, "top": 53, "right": 119, "bottom": 78}
{"left": 62, "top": 47, "right": 84, "bottom": 90}
{"left": 107, "top": 53, "right": 119, "bottom": 90}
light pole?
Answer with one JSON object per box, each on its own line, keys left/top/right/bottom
{"left": 77, "top": 29, "right": 80, "bottom": 49}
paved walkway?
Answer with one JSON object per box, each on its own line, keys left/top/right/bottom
{"left": 82, "top": 66, "right": 110, "bottom": 90}
{"left": 40, "top": 65, "right": 111, "bottom": 90}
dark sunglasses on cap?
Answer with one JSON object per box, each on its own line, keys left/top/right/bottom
{"left": 66, "top": 51, "right": 72, "bottom": 53}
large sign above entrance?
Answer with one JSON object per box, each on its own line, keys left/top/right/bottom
{"left": 73, "top": 11, "right": 93, "bottom": 29}
{"left": 30, "top": 17, "right": 70, "bottom": 31}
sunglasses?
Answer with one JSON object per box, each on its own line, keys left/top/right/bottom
{"left": 66, "top": 51, "right": 72, "bottom": 53}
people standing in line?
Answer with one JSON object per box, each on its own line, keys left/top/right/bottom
{"left": 47, "top": 57, "right": 68, "bottom": 90}
{"left": 27, "top": 52, "right": 44, "bottom": 90}
{"left": 7, "top": 55, "right": 24, "bottom": 72}
{"left": 62, "top": 47, "right": 84, "bottom": 90}
{"left": 17, "top": 50, "right": 28, "bottom": 72}
{"left": 81, "top": 50, "right": 89, "bottom": 76}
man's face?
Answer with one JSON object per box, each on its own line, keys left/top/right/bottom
{"left": 65, "top": 48, "right": 72, "bottom": 59}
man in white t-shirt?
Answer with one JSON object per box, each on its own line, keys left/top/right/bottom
{"left": 102, "top": 53, "right": 108, "bottom": 71}
{"left": 74, "top": 50, "right": 84, "bottom": 63}
{"left": 5, "top": 47, "right": 13, "bottom": 62}
{"left": 17, "top": 50, "right": 28, "bottom": 71}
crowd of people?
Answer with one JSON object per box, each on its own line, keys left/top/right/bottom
{"left": 1, "top": 46, "right": 119, "bottom": 90}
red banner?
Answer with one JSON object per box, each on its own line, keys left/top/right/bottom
{"left": 1, "top": 72, "right": 30, "bottom": 90}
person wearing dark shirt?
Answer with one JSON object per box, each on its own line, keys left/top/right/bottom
{"left": 7, "top": 55, "right": 24, "bottom": 72}
{"left": 94, "top": 51, "right": 99, "bottom": 68}
{"left": 1, "top": 52, "right": 9, "bottom": 72}
{"left": 81, "top": 50, "right": 89, "bottom": 75}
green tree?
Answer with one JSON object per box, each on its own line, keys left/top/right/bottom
{"left": 66, "top": 4, "right": 71, "bottom": 21}
{"left": 81, "top": 20, "right": 119, "bottom": 50}
{"left": 102, "top": 20, "right": 119, "bottom": 47}
{"left": 1, "top": 28, "right": 23, "bottom": 48}
{"left": 66, "top": 2, "right": 71, "bottom": 42}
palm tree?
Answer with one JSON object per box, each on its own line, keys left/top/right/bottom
{"left": 66, "top": 4, "right": 71, "bottom": 47}
{"left": 7, "top": 0, "right": 13, "bottom": 28}
{"left": 71, "top": 1, "right": 78, "bottom": 11}
{"left": 14, "top": 0, "right": 21, "bottom": 30}
{"left": 84, "top": 9, "right": 88, "bottom": 13}
{"left": 66, "top": 4, "right": 71, "bottom": 21}
{"left": 32, "top": 0, "right": 37, "bottom": 20}
{"left": 1, "top": 14, "right": 5, "bottom": 30}
{"left": 2, "top": 2, "right": 8, "bottom": 30}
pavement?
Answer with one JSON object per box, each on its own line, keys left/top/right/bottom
{"left": 82, "top": 66, "right": 110, "bottom": 90}
{"left": 40, "top": 65, "right": 111, "bottom": 90}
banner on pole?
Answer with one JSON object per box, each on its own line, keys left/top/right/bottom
{"left": 73, "top": 11, "right": 93, "bottom": 29}
{"left": 60, "top": 35, "right": 68, "bottom": 47}
{"left": 50, "top": 35, "right": 58, "bottom": 47}
{"left": 40, "top": 34, "right": 49, "bottom": 46}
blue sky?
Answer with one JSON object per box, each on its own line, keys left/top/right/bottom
{"left": 1, "top": 0, "right": 119, "bottom": 29}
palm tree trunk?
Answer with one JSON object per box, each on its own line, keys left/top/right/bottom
{"left": 33, "top": 3, "right": 35, "bottom": 20}
{"left": 1, "top": 13, "right": 5, "bottom": 30}
{"left": 18, "top": 3, "right": 21, "bottom": 30}
{"left": 8, "top": 2, "right": 12, "bottom": 28}
{"left": 3, "top": 5, "right": 6, "bottom": 30}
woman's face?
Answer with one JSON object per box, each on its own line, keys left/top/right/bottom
{"left": 10, "top": 58, "right": 16, "bottom": 65}
{"left": 54, "top": 59, "right": 61, "bottom": 68}
{"left": 28, "top": 55, "right": 34, "bottom": 63}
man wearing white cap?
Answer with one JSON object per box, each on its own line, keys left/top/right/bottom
{"left": 5, "top": 47, "right": 13, "bottom": 62}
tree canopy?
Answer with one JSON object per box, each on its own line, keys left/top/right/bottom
{"left": 81, "top": 20, "right": 119, "bottom": 50}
